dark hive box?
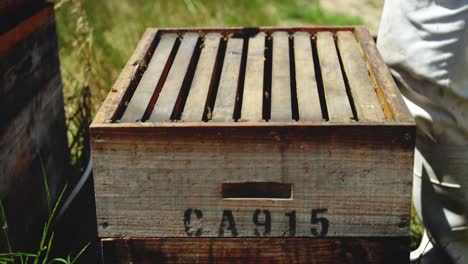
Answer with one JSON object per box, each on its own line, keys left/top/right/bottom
{"left": 91, "top": 26, "right": 415, "bottom": 263}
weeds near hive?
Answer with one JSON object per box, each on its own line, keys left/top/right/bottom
{"left": 0, "top": 161, "right": 90, "bottom": 264}
{"left": 55, "top": 0, "right": 94, "bottom": 175}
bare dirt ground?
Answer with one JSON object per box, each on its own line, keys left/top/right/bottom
{"left": 321, "top": 0, "right": 384, "bottom": 34}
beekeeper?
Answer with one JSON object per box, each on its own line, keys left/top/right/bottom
{"left": 378, "top": 0, "right": 468, "bottom": 263}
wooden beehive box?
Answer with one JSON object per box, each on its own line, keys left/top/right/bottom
{"left": 1, "top": 2, "right": 69, "bottom": 251}
{"left": 91, "top": 27, "right": 415, "bottom": 263}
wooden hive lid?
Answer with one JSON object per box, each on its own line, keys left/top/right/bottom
{"left": 91, "top": 27, "right": 413, "bottom": 128}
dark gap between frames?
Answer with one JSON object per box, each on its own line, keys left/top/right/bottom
{"left": 221, "top": 182, "right": 293, "bottom": 199}
{"left": 262, "top": 35, "right": 273, "bottom": 121}
{"left": 311, "top": 35, "right": 329, "bottom": 121}
{"left": 289, "top": 35, "right": 299, "bottom": 121}
{"left": 171, "top": 36, "right": 203, "bottom": 120}
{"left": 233, "top": 35, "right": 249, "bottom": 121}
{"left": 334, "top": 34, "right": 358, "bottom": 121}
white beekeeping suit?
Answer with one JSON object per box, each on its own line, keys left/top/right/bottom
{"left": 378, "top": 0, "right": 468, "bottom": 263}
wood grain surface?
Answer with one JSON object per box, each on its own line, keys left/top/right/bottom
{"left": 91, "top": 29, "right": 415, "bottom": 261}
{"left": 293, "top": 32, "right": 322, "bottom": 121}
{"left": 240, "top": 32, "right": 265, "bottom": 122}
{"left": 270, "top": 31, "right": 292, "bottom": 121}
{"left": 181, "top": 33, "right": 222, "bottom": 122}
{"left": 0, "top": 2, "right": 52, "bottom": 55}
{"left": 316, "top": 32, "right": 353, "bottom": 122}
{"left": 121, "top": 34, "right": 177, "bottom": 122}
{"left": 149, "top": 33, "right": 199, "bottom": 122}
{"left": 336, "top": 31, "right": 386, "bottom": 122}
{"left": 94, "top": 29, "right": 159, "bottom": 124}
{"left": 92, "top": 125, "right": 414, "bottom": 238}
{"left": 97, "top": 27, "right": 412, "bottom": 125}
{"left": 0, "top": 3, "right": 68, "bottom": 250}
{"left": 354, "top": 27, "right": 413, "bottom": 122}
{"left": 0, "top": 4, "right": 58, "bottom": 125}
{"left": 211, "top": 37, "right": 244, "bottom": 122}
{"left": 101, "top": 237, "right": 409, "bottom": 264}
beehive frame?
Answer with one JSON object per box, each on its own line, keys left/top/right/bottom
{"left": 91, "top": 26, "right": 414, "bottom": 263}
{"left": 93, "top": 26, "right": 413, "bottom": 125}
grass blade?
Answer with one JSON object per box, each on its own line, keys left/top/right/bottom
{"left": 70, "top": 242, "right": 90, "bottom": 264}
{"left": 39, "top": 156, "right": 51, "bottom": 215}
{"left": 0, "top": 201, "right": 12, "bottom": 254}
{"left": 46, "top": 258, "right": 68, "bottom": 264}
{"left": 0, "top": 256, "right": 14, "bottom": 262}
{"left": 42, "top": 232, "right": 55, "bottom": 264}
{"left": 34, "top": 185, "right": 67, "bottom": 264}
{"left": 0, "top": 253, "right": 38, "bottom": 258}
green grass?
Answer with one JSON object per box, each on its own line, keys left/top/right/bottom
{"left": 0, "top": 170, "right": 89, "bottom": 264}
{"left": 411, "top": 204, "right": 424, "bottom": 250}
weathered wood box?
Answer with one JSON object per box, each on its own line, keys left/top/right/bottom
{"left": 1, "top": 2, "right": 68, "bottom": 251}
{"left": 91, "top": 26, "right": 415, "bottom": 263}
